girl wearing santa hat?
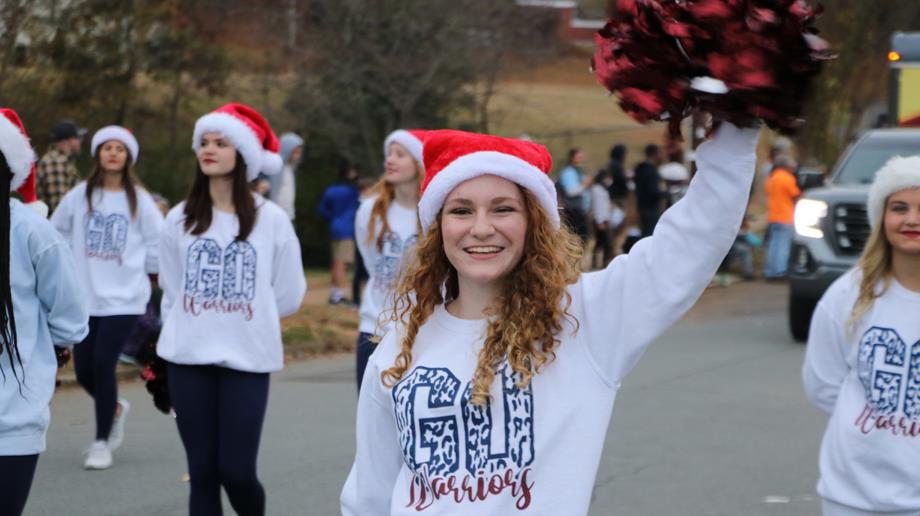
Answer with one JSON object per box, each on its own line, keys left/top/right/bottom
{"left": 353, "top": 129, "right": 427, "bottom": 391}
{"left": 341, "top": 122, "right": 760, "bottom": 515}
{"left": 50, "top": 125, "right": 165, "bottom": 470}
{"left": 0, "top": 107, "right": 89, "bottom": 516}
{"left": 803, "top": 156, "right": 920, "bottom": 516}
{"left": 157, "top": 103, "right": 306, "bottom": 516}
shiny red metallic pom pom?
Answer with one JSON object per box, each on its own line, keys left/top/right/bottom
{"left": 593, "top": 0, "right": 834, "bottom": 137}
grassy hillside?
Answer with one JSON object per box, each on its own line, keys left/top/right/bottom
{"left": 486, "top": 52, "right": 670, "bottom": 176}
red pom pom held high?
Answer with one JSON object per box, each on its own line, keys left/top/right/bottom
{"left": 592, "top": 0, "right": 834, "bottom": 137}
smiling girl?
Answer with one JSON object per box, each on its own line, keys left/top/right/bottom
{"left": 803, "top": 156, "right": 920, "bottom": 516}
{"left": 341, "top": 123, "right": 760, "bottom": 515}
{"left": 354, "top": 129, "right": 427, "bottom": 391}
{"left": 157, "top": 104, "right": 305, "bottom": 516}
{"left": 51, "top": 125, "right": 163, "bottom": 470}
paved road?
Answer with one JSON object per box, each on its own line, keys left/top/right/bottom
{"left": 26, "top": 282, "right": 826, "bottom": 516}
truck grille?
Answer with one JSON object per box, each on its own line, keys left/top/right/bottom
{"left": 831, "top": 203, "right": 870, "bottom": 256}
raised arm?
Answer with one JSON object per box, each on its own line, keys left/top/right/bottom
{"left": 577, "top": 123, "right": 760, "bottom": 385}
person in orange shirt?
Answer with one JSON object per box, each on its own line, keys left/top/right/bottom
{"left": 763, "top": 155, "right": 801, "bottom": 279}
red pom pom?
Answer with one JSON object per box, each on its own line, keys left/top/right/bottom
{"left": 593, "top": 0, "right": 834, "bottom": 136}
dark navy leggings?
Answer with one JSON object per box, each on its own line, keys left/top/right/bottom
{"left": 355, "top": 332, "right": 377, "bottom": 393}
{"left": 74, "top": 315, "right": 139, "bottom": 440}
{"left": 0, "top": 454, "right": 39, "bottom": 516}
{"left": 168, "top": 363, "right": 270, "bottom": 516}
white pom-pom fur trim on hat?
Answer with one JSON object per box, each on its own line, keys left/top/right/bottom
{"left": 384, "top": 130, "right": 424, "bottom": 166}
{"left": 192, "top": 112, "right": 282, "bottom": 180}
{"left": 0, "top": 114, "right": 36, "bottom": 192}
{"left": 867, "top": 155, "right": 920, "bottom": 228}
{"left": 91, "top": 126, "right": 140, "bottom": 164}
{"left": 418, "top": 151, "right": 560, "bottom": 230}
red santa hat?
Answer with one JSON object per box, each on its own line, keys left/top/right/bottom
{"left": 867, "top": 155, "right": 920, "bottom": 228}
{"left": 384, "top": 129, "right": 428, "bottom": 165}
{"left": 91, "top": 125, "right": 140, "bottom": 164}
{"left": 418, "top": 129, "right": 558, "bottom": 230}
{"left": 0, "top": 108, "right": 36, "bottom": 194}
{"left": 192, "top": 103, "right": 282, "bottom": 181}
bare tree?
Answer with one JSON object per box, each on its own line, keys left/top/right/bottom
{"left": 287, "top": 0, "right": 558, "bottom": 170}
{"left": 799, "top": 0, "right": 920, "bottom": 164}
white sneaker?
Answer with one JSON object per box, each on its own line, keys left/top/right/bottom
{"left": 108, "top": 398, "right": 130, "bottom": 451}
{"left": 84, "top": 440, "right": 113, "bottom": 470}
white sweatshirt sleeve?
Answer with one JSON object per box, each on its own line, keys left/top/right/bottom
{"left": 577, "top": 123, "right": 760, "bottom": 384}
{"left": 138, "top": 192, "right": 165, "bottom": 274}
{"left": 590, "top": 185, "right": 610, "bottom": 223}
{"left": 341, "top": 355, "right": 403, "bottom": 515}
{"left": 802, "top": 291, "right": 852, "bottom": 415}
{"left": 158, "top": 209, "right": 183, "bottom": 319}
{"left": 49, "top": 187, "right": 76, "bottom": 242}
{"left": 34, "top": 239, "right": 89, "bottom": 347}
{"left": 271, "top": 217, "right": 307, "bottom": 317}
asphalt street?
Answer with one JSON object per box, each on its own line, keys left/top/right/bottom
{"left": 25, "top": 281, "right": 826, "bottom": 516}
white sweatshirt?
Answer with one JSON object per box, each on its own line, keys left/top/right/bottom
{"left": 2, "top": 200, "right": 88, "bottom": 455}
{"left": 354, "top": 197, "right": 418, "bottom": 335}
{"left": 50, "top": 182, "right": 164, "bottom": 316}
{"left": 803, "top": 269, "right": 920, "bottom": 514}
{"left": 156, "top": 195, "right": 306, "bottom": 373}
{"left": 341, "top": 123, "right": 760, "bottom": 515}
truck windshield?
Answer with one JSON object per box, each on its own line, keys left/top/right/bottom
{"left": 834, "top": 140, "right": 920, "bottom": 184}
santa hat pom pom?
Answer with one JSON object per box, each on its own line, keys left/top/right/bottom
{"left": 261, "top": 150, "right": 283, "bottom": 176}
{"left": 593, "top": 0, "right": 834, "bottom": 137}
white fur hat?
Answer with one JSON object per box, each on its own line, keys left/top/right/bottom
{"left": 192, "top": 103, "right": 282, "bottom": 181}
{"left": 867, "top": 155, "right": 920, "bottom": 228}
{"left": 91, "top": 125, "right": 140, "bottom": 164}
{"left": 384, "top": 129, "right": 426, "bottom": 165}
{"left": 418, "top": 129, "right": 558, "bottom": 231}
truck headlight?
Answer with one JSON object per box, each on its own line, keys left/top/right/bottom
{"left": 794, "top": 199, "right": 828, "bottom": 238}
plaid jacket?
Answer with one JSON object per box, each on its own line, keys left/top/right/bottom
{"left": 36, "top": 147, "right": 80, "bottom": 214}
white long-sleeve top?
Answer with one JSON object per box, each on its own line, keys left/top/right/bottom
{"left": 50, "top": 182, "right": 164, "bottom": 316}
{"left": 802, "top": 269, "right": 920, "bottom": 514}
{"left": 341, "top": 123, "right": 760, "bottom": 516}
{"left": 156, "top": 195, "right": 306, "bottom": 373}
{"left": 589, "top": 183, "right": 612, "bottom": 225}
{"left": 354, "top": 197, "right": 418, "bottom": 335}
{"left": 2, "top": 200, "right": 88, "bottom": 455}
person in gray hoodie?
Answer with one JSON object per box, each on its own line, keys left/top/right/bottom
{"left": 1, "top": 107, "right": 89, "bottom": 516}
{"left": 269, "top": 132, "right": 304, "bottom": 221}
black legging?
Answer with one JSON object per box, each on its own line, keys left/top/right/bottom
{"left": 352, "top": 246, "right": 368, "bottom": 305}
{"left": 355, "top": 332, "right": 376, "bottom": 392}
{"left": 74, "top": 315, "right": 139, "bottom": 440}
{"left": 638, "top": 207, "right": 661, "bottom": 238}
{"left": 168, "top": 363, "right": 270, "bottom": 516}
{"left": 0, "top": 454, "right": 39, "bottom": 516}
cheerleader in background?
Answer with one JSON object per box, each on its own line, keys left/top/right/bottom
{"left": 50, "top": 125, "right": 164, "bottom": 470}
{"left": 157, "top": 103, "right": 306, "bottom": 516}
{"left": 353, "top": 129, "right": 426, "bottom": 391}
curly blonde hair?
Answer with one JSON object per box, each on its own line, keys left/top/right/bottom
{"left": 366, "top": 161, "right": 424, "bottom": 252}
{"left": 381, "top": 187, "right": 583, "bottom": 405}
